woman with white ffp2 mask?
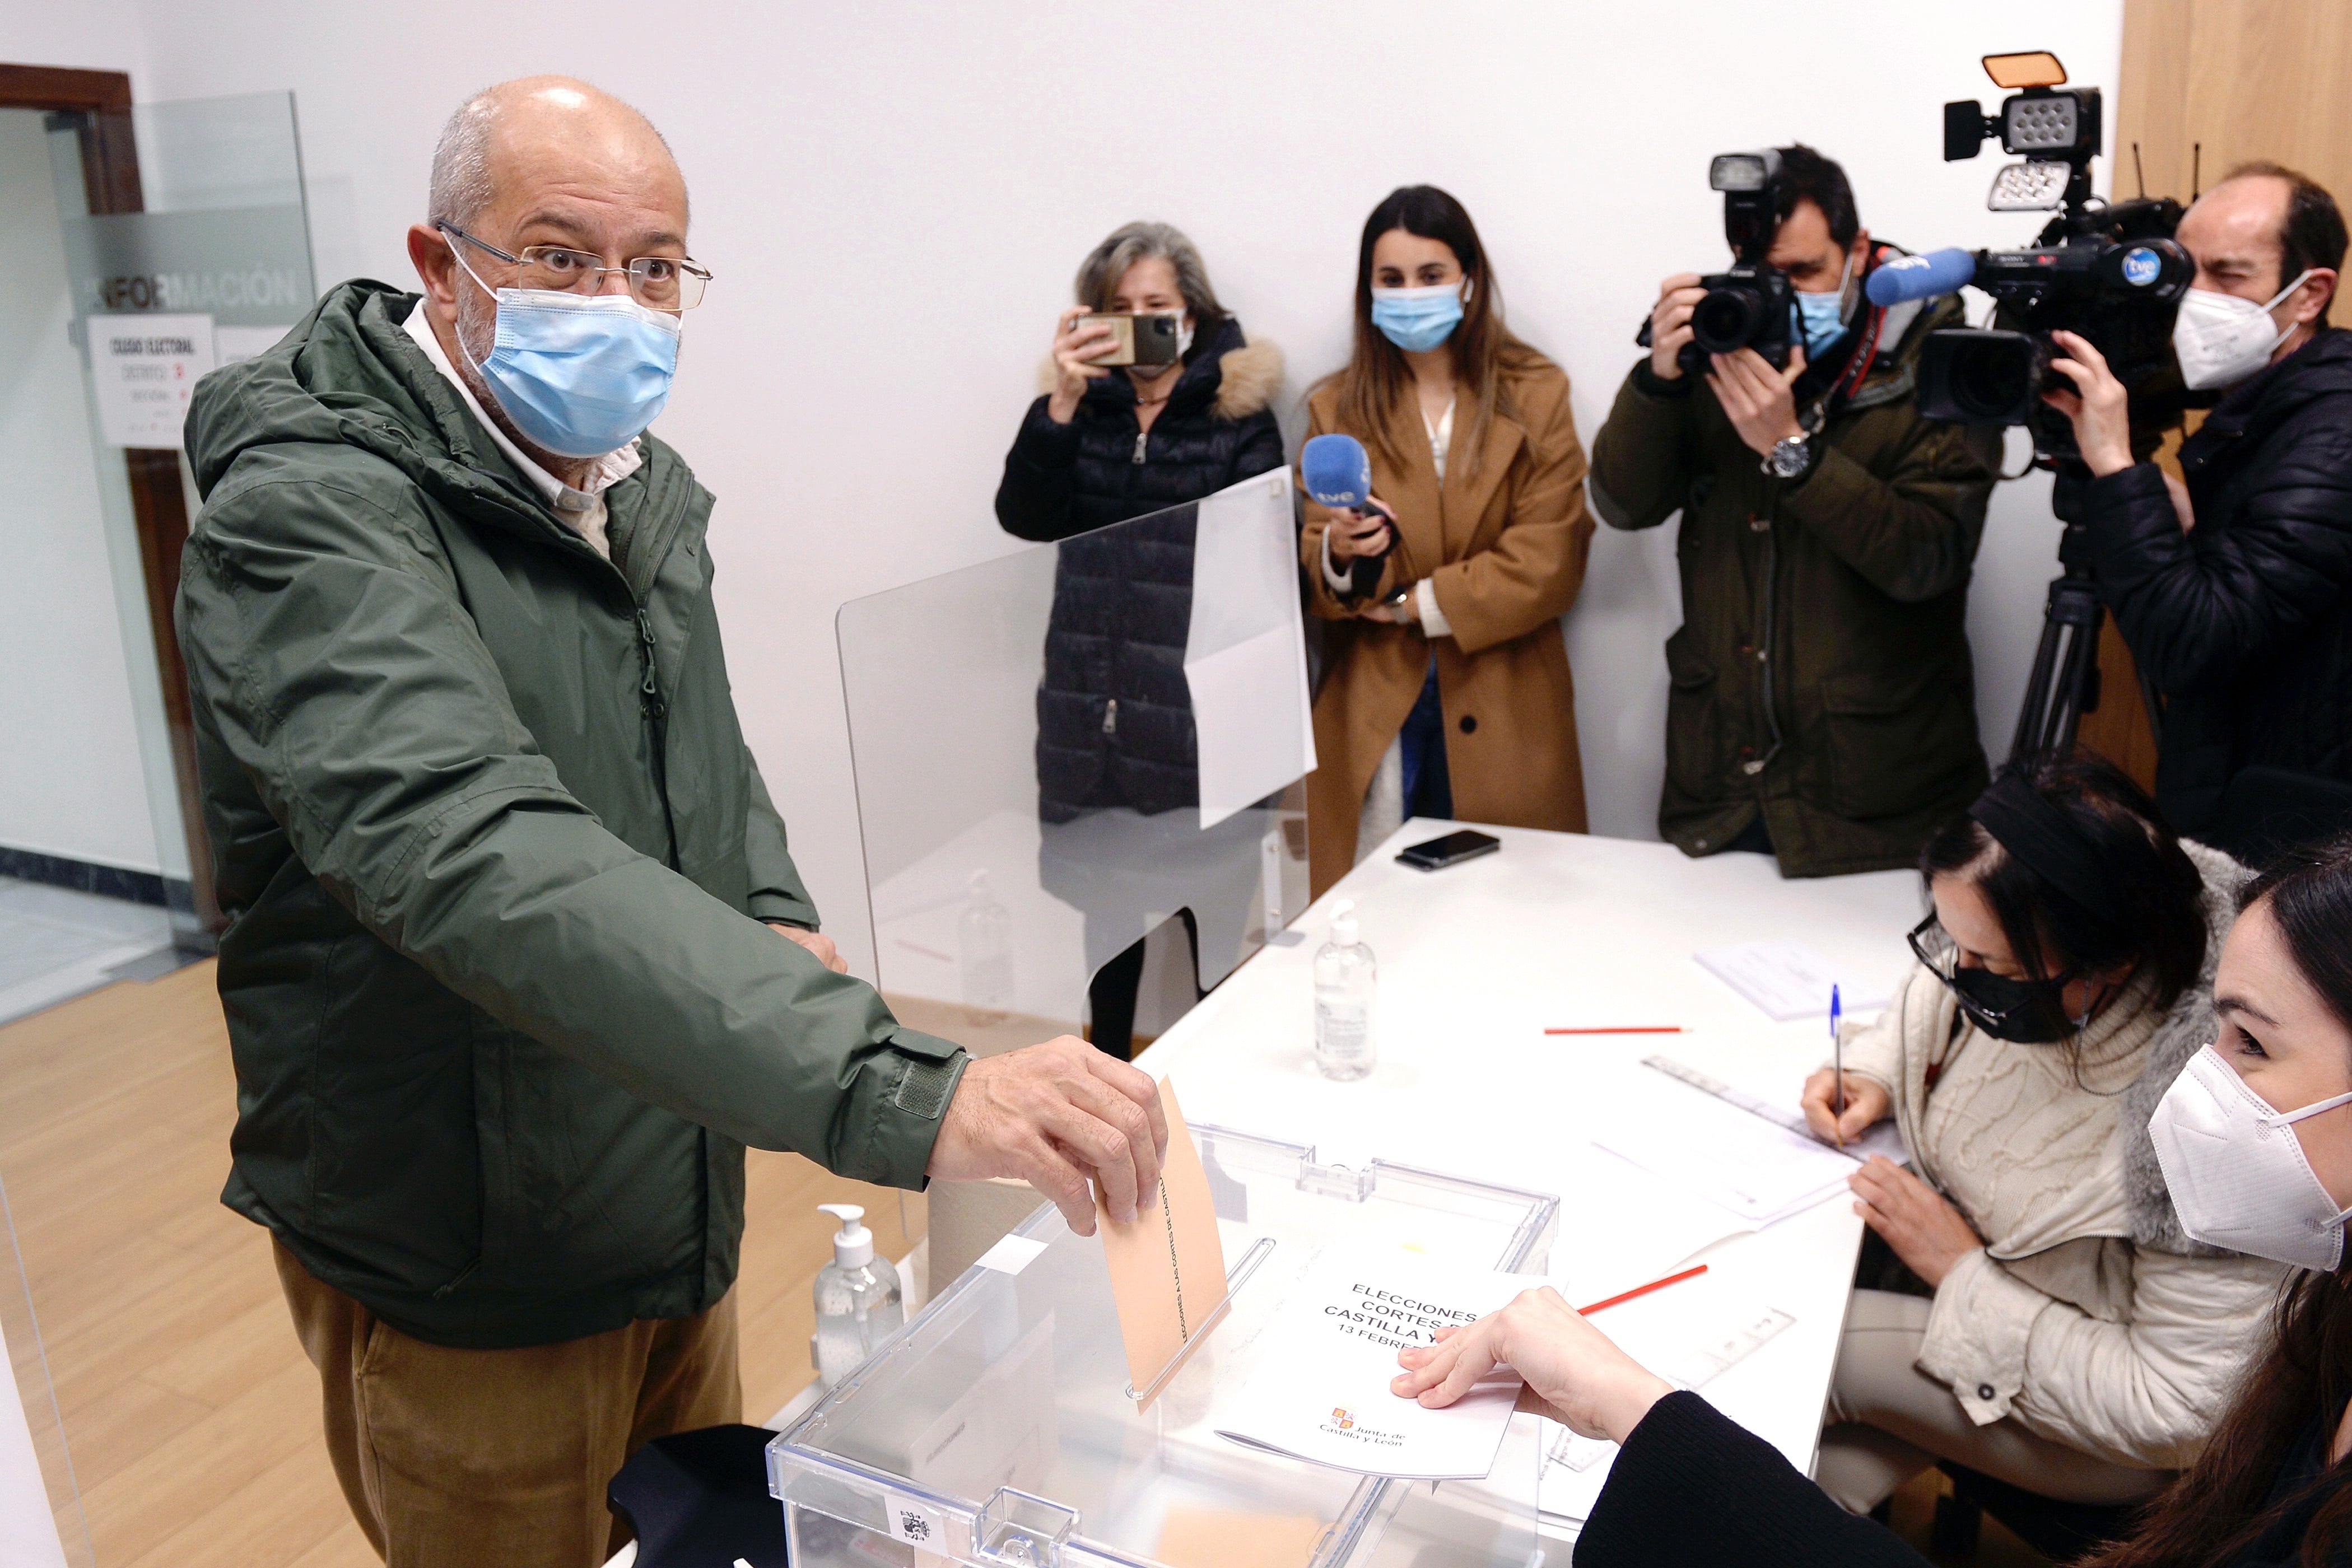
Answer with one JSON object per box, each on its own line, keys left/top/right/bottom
{"left": 1380, "top": 833, "right": 2352, "bottom": 1568}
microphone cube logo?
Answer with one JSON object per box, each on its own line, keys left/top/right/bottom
{"left": 1330, "top": 1408, "right": 1355, "bottom": 1430}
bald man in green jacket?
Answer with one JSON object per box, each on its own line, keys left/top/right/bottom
{"left": 178, "top": 77, "right": 1161, "bottom": 1568}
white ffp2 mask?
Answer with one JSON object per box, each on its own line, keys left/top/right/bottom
{"left": 2172, "top": 270, "right": 2312, "bottom": 391}
{"left": 2149, "top": 1044, "right": 2352, "bottom": 1271}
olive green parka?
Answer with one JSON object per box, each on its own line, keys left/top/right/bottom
{"left": 1588, "top": 292, "right": 2002, "bottom": 875}
{"left": 178, "top": 281, "right": 965, "bottom": 1348}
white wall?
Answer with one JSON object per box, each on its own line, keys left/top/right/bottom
{"left": 19, "top": 0, "right": 2122, "bottom": 974}
{"left": 0, "top": 109, "right": 167, "bottom": 875}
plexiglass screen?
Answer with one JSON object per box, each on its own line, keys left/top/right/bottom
{"left": 839, "top": 470, "right": 1314, "bottom": 1054}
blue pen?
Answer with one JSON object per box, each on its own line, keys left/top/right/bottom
{"left": 1830, "top": 984, "right": 1845, "bottom": 1128}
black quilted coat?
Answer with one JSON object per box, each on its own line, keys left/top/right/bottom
{"left": 995, "top": 318, "right": 1285, "bottom": 820}
{"left": 2081, "top": 326, "right": 2352, "bottom": 835}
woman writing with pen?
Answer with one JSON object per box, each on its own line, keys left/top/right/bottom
{"left": 1789, "top": 755, "right": 2285, "bottom": 1517}
{"left": 1399, "top": 830, "right": 2352, "bottom": 1567}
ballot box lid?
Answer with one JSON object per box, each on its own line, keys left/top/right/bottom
{"left": 767, "top": 1121, "right": 1557, "bottom": 1568}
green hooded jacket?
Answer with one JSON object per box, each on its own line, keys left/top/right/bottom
{"left": 178, "top": 281, "right": 966, "bottom": 1348}
{"left": 1588, "top": 292, "right": 2004, "bottom": 876}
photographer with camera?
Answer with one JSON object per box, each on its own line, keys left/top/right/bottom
{"left": 1590, "top": 146, "right": 2003, "bottom": 878}
{"left": 2041, "top": 163, "right": 2352, "bottom": 860}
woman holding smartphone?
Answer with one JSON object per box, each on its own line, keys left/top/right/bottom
{"left": 1397, "top": 835, "right": 2352, "bottom": 1568}
{"left": 996, "top": 221, "right": 1284, "bottom": 823}
{"left": 1300, "top": 186, "right": 1593, "bottom": 895}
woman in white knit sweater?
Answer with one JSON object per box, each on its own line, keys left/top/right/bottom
{"left": 1798, "top": 756, "right": 2290, "bottom": 1515}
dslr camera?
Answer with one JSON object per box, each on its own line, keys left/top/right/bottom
{"left": 1638, "top": 150, "right": 1796, "bottom": 377}
{"left": 1908, "top": 53, "right": 2194, "bottom": 460}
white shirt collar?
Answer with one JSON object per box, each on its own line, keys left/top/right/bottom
{"left": 400, "top": 301, "right": 642, "bottom": 523}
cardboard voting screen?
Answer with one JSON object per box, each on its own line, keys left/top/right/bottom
{"left": 1097, "top": 1080, "right": 1227, "bottom": 1392}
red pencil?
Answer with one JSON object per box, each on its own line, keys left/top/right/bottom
{"left": 1578, "top": 1263, "right": 1708, "bottom": 1317}
{"left": 1544, "top": 1026, "right": 1686, "bottom": 1035}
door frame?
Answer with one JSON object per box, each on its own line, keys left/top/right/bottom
{"left": 1, "top": 63, "right": 220, "bottom": 935}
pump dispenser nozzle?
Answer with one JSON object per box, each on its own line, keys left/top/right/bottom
{"left": 1330, "top": 898, "right": 1358, "bottom": 946}
{"left": 817, "top": 1203, "right": 874, "bottom": 1268}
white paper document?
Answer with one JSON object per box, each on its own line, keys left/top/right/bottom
{"left": 1185, "top": 469, "right": 1316, "bottom": 828}
{"left": 1693, "top": 941, "right": 1892, "bottom": 1023}
{"left": 1213, "top": 1248, "right": 1532, "bottom": 1480}
{"left": 1643, "top": 1056, "right": 1908, "bottom": 1167}
{"left": 1593, "top": 1071, "right": 1863, "bottom": 1227}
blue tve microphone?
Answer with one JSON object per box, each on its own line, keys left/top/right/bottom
{"left": 1301, "top": 433, "right": 1377, "bottom": 511}
{"left": 1865, "top": 247, "right": 1978, "bottom": 307}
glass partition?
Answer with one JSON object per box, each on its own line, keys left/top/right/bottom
{"left": 839, "top": 470, "right": 1314, "bottom": 1054}
{"left": 0, "top": 1170, "right": 92, "bottom": 1567}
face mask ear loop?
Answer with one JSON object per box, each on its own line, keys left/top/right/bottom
{"left": 440, "top": 234, "right": 501, "bottom": 379}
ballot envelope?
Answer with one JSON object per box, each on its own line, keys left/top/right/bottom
{"left": 767, "top": 1122, "right": 1558, "bottom": 1568}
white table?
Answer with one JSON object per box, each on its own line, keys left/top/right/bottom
{"left": 1139, "top": 820, "right": 1925, "bottom": 1517}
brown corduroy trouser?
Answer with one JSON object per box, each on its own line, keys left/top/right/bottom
{"left": 273, "top": 1239, "right": 742, "bottom": 1567}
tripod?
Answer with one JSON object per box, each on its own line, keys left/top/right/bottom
{"left": 2005, "top": 464, "right": 2161, "bottom": 767}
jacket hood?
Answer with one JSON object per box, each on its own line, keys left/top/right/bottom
{"left": 185, "top": 279, "right": 691, "bottom": 561}
{"left": 1036, "top": 316, "right": 1283, "bottom": 421}
{"left": 1838, "top": 255, "right": 1965, "bottom": 416}
{"left": 2121, "top": 837, "right": 2254, "bottom": 1256}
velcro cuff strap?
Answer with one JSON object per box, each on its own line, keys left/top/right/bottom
{"left": 894, "top": 1049, "right": 968, "bottom": 1121}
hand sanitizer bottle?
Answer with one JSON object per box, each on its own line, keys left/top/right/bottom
{"left": 810, "top": 1203, "right": 904, "bottom": 1389}
{"left": 1314, "top": 899, "right": 1377, "bottom": 1081}
{"left": 958, "top": 870, "right": 1014, "bottom": 1010}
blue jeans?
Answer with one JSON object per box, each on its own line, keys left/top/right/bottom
{"left": 1399, "top": 661, "right": 1454, "bottom": 822}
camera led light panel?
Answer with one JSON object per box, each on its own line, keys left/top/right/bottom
{"left": 1709, "top": 153, "right": 1772, "bottom": 193}
{"left": 2003, "top": 94, "right": 2080, "bottom": 153}
{"left": 1987, "top": 160, "right": 2071, "bottom": 212}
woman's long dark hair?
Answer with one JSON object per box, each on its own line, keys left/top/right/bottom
{"left": 2083, "top": 832, "right": 2352, "bottom": 1568}
{"left": 1320, "top": 184, "right": 1546, "bottom": 486}
{"left": 1918, "top": 753, "right": 2207, "bottom": 1011}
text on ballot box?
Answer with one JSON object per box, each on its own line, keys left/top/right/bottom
{"left": 86, "top": 313, "right": 216, "bottom": 449}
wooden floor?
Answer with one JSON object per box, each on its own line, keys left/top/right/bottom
{"left": 0, "top": 960, "right": 921, "bottom": 1567}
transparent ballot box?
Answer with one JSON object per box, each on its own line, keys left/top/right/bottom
{"left": 837, "top": 472, "right": 1314, "bottom": 1058}
{"left": 768, "top": 1123, "right": 1558, "bottom": 1568}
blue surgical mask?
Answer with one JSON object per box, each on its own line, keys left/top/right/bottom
{"left": 451, "top": 249, "right": 681, "bottom": 458}
{"left": 1791, "top": 251, "right": 1856, "bottom": 361}
{"left": 1371, "top": 283, "right": 1466, "bottom": 353}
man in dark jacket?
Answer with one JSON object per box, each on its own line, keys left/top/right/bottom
{"left": 1590, "top": 146, "right": 2003, "bottom": 876}
{"left": 2043, "top": 162, "right": 2352, "bottom": 853}
{"left": 178, "top": 77, "right": 1163, "bottom": 1568}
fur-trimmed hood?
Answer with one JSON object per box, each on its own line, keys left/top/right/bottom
{"left": 1034, "top": 324, "right": 1283, "bottom": 422}
{"left": 2122, "top": 837, "right": 2255, "bottom": 1255}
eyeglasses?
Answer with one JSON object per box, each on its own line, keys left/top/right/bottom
{"left": 437, "top": 222, "right": 711, "bottom": 311}
{"left": 1906, "top": 913, "right": 2077, "bottom": 1035}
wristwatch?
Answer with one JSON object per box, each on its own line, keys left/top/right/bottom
{"left": 1763, "top": 431, "right": 1813, "bottom": 480}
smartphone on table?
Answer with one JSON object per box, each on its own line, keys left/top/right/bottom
{"left": 1077, "top": 311, "right": 1182, "bottom": 367}
{"left": 1396, "top": 829, "right": 1501, "bottom": 871}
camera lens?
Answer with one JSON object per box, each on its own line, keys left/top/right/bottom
{"left": 1945, "top": 336, "right": 2043, "bottom": 422}
{"left": 1690, "top": 286, "right": 1760, "bottom": 354}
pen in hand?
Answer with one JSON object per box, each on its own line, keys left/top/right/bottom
{"left": 1829, "top": 984, "right": 1845, "bottom": 1146}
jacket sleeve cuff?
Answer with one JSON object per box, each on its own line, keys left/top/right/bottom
{"left": 847, "top": 1029, "right": 971, "bottom": 1190}
{"left": 748, "top": 892, "right": 821, "bottom": 928}
{"left": 1917, "top": 1248, "right": 2048, "bottom": 1426}
{"left": 1632, "top": 360, "right": 1696, "bottom": 399}
{"left": 1010, "top": 396, "right": 1082, "bottom": 466}
{"left": 1415, "top": 577, "right": 1453, "bottom": 637}
{"left": 2080, "top": 461, "right": 2172, "bottom": 550}
{"left": 1320, "top": 526, "right": 1354, "bottom": 594}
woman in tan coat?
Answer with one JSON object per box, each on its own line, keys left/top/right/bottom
{"left": 1301, "top": 185, "right": 1594, "bottom": 894}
